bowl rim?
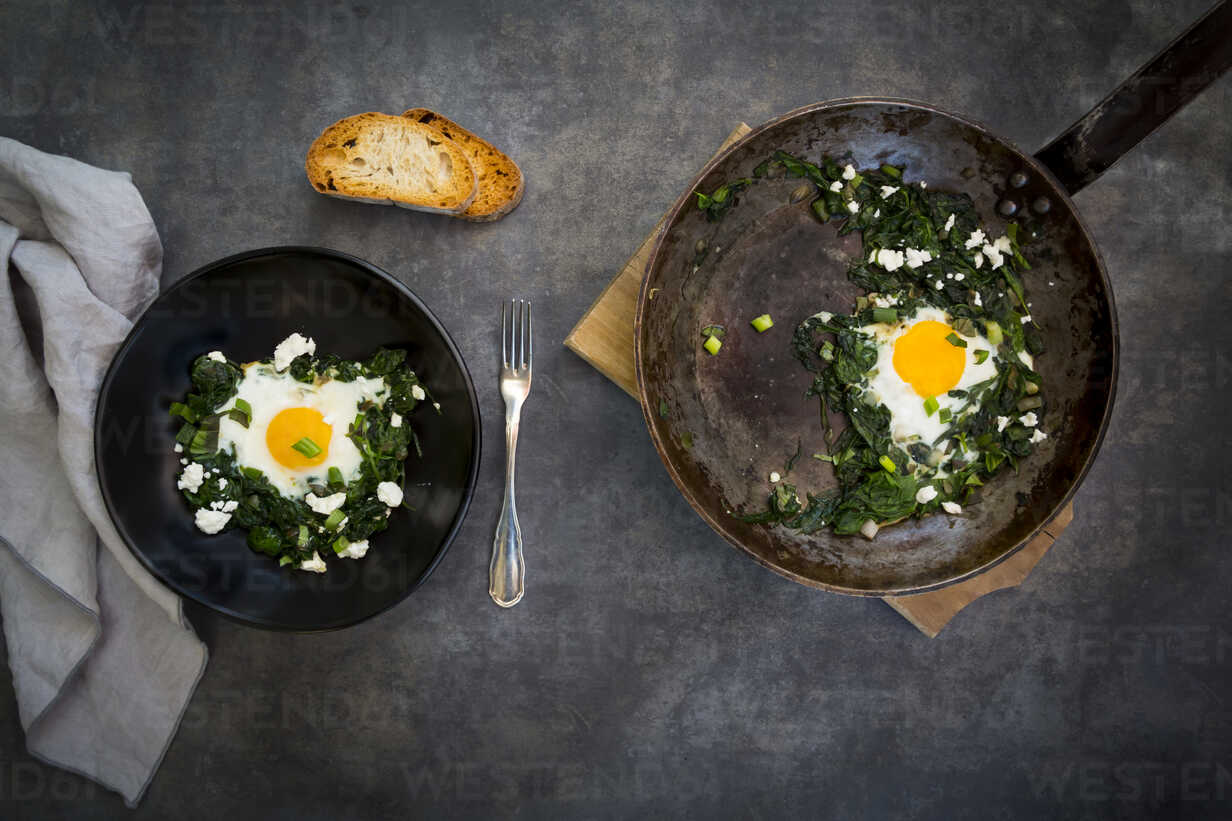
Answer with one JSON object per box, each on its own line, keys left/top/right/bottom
{"left": 94, "top": 245, "right": 483, "bottom": 631}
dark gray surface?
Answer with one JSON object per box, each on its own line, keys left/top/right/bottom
{"left": 2, "top": 0, "right": 1230, "bottom": 818}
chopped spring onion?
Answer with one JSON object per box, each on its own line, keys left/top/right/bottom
{"left": 297, "top": 524, "right": 310, "bottom": 547}
{"left": 923, "top": 396, "right": 939, "bottom": 417}
{"left": 974, "top": 349, "right": 990, "bottom": 364}
{"left": 278, "top": 555, "right": 294, "bottom": 567}
{"left": 234, "top": 397, "right": 252, "bottom": 420}
{"left": 332, "top": 535, "right": 350, "bottom": 554}
{"left": 985, "top": 321, "right": 1003, "bottom": 346}
{"left": 291, "top": 436, "right": 322, "bottom": 458}
{"left": 879, "top": 164, "right": 902, "bottom": 179}
{"left": 328, "top": 466, "right": 344, "bottom": 487}
{"left": 703, "top": 335, "right": 722, "bottom": 355}
{"left": 241, "top": 466, "right": 265, "bottom": 481}
{"left": 188, "top": 427, "right": 213, "bottom": 457}
{"left": 322, "top": 509, "right": 345, "bottom": 530}
{"left": 750, "top": 314, "right": 774, "bottom": 332}
{"left": 871, "top": 307, "right": 898, "bottom": 324}
{"left": 945, "top": 332, "right": 967, "bottom": 348}
{"left": 878, "top": 454, "right": 897, "bottom": 473}
{"left": 175, "top": 423, "right": 197, "bottom": 446}
{"left": 938, "top": 407, "right": 952, "bottom": 424}
{"left": 169, "top": 402, "right": 198, "bottom": 423}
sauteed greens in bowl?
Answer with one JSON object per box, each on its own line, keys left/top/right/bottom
{"left": 171, "top": 334, "right": 436, "bottom": 570}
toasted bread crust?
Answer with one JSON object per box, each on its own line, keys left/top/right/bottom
{"left": 305, "top": 113, "right": 477, "bottom": 214}
{"left": 403, "top": 109, "right": 524, "bottom": 222}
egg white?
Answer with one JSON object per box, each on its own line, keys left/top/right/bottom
{"left": 859, "top": 306, "right": 999, "bottom": 454}
{"left": 217, "top": 365, "right": 388, "bottom": 498}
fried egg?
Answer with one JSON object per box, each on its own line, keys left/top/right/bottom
{"left": 860, "top": 306, "right": 998, "bottom": 452}
{"left": 217, "top": 365, "right": 388, "bottom": 498}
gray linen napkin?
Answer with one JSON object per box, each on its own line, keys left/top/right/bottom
{"left": 0, "top": 137, "right": 207, "bottom": 807}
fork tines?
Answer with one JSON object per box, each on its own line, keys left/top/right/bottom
{"left": 501, "top": 299, "right": 532, "bottom": 372}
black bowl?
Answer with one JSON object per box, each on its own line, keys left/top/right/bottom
{"left": 95, "top": 247, "right": 481, "bottom": 631}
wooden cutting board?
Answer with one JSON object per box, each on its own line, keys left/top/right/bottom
{"left": 565, "top": 124, "right": 1073, "bottom": 638}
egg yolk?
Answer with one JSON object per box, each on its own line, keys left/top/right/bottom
{"left": 265, "top": 407, "right": 332, "bottom": 469}
{"left": 892, "top": 320, "right": 966, "bottom": 398}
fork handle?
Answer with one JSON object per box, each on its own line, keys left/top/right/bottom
{"left": 489, "top": 401, "right": 525, "bottom": 607}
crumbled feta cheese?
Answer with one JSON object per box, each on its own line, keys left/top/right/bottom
{"left": 954, "top": 272, "right": 965, "bottom": 282}
{"left": 1048, "top": 281, "right": 1055, "bottom": 286}
{"left": 946, "top": 272, "right": 954, "bottom": 280}
{"left": 217, "top": 477, "right": 227, "bottom": 490}
{"left": 273, "top": 333, "right": 315, "bottom": 371}
{"left": 432, "top": 402, "right": 440, "bottom": 412}
{"left": 846, "top": 201, "right": 859, "bottom": 214}
{"left": 880, "top": 185, "right": 899, "bottom": 198}
{"left": 875, "top": 249, "right": 905, "bottom": 271}
{"left": 973, "top": 252, "right": 984, "bottom": 269}
{"left": 944, "top": 213, "right": 956, "bottom": 232}
{"left": 174, "top": 442, "right": 183, "bottom": 453}
{"left": 390, "top": 412, "right": 402, "bottom": 428}
{"left": 1030, "top": 429, "right": 1048, "bottom": 444}
{"left": 194, "top": 508, "right": 231, "bottom": 534}
{"left": 829, "top": 180, "right": 843, "bottom": 192}
{"left": 973, "top": 291, "right": 982, "bottom": 307}
{"left": 842, "top": 164, "right": 856, "bottom": 180}
{"left": 376, "top": 481, "right": 403, "bottom": 508}
{"left": 934, "top": 280, "right": 944, "bottom": 290}
{"left": 964, "top": 229, "right": 986, "bottom": 249}
{"left": 411, "top": 385, "right": 426, "bottom": 401}
{"left": 180, "top": 458, "right": 188, "bottom": 465}
{"left": 338, "top": 540, "right": 370, "bottom": 560}
{"left": 1018, "top": 350, "right": 1034, "bottom": 369}
{"left": 299, "top": 552, "right": 327, "bottom": 573}
{"left": 305, "top": 491, "right": 346, "bottom": 515}
{"left": 206, "top": 350, "right": 226, "bottom": 363}
{"left": 769, "top": 471, "right": 781, "bottom": 484}
{"left": 919, "top": 181, "right": 927, "bottom": 189}
{"left": 868, "top": 249, "right": 877, "bottom": 263}
{"left": 996, "top": 416, "right": 1010, "bottom": 432}
{"left": 916, "top": 485, "right": 938, "bottom": 504}
{"left": 873, "top": 209, "right": 880, "bottom": 218}
{"left": 904, "top": 248, "right": 932, "bottom": 269}
{"left": 1021, "top": 314, "right": 1032, "bottom": 324}
{"left": 941, "top": 501, "right": 963, "bottom": 515}
{"left": 982, "top": 242, "right": 1005, "bottom": 269}
{"left": 993, "top": 235, "right": 1012, "bottom": 254}
{"left": 1019, "top": 412, "right": 1039, "bottom": 427}
{"left": 177, "top": 462, "right": 204, "bottom": 493}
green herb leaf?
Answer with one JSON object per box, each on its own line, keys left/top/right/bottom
{"left": 945, "top": 332, "right": 967, "bottom": 348}
{"left": 974, "top": 349, "right": 990, "bottom": 364}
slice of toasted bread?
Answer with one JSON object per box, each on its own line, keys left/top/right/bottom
{"left": 306, "top": 113, "right": 477, "bottom": 214}
{"left": 402, "top": 108, "right": 524, "bottom": 222}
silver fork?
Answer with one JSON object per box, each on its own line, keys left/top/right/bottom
{"left": 490, "top": 299, "right": 532, "bottom": 607}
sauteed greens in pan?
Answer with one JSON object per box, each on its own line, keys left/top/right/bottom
{"left": 697, "top": 153, "right": 1049, "bottom": 538}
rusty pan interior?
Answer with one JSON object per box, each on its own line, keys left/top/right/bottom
{"left": 635, "top": 99, "right": 1117, "bottom": 596}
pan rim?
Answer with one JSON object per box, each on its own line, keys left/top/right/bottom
{"left": 633, "top": 96, "right": 1119, "bottom": 597}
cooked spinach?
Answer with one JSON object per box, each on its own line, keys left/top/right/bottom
{"left": 172, "top": 346, "right": 431, "bottom": 568}
{"left": 726, "top": 154, "right": 1046, "bottom": 537}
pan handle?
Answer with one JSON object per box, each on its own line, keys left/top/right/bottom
{"left": 1034, "top": 0, "right": 1232, "bottom": 194}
